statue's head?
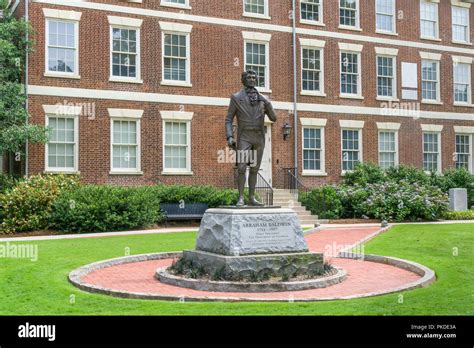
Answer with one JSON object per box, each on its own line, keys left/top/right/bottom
{"left": 241, "top": 70, "right": 257, "bottom": 88}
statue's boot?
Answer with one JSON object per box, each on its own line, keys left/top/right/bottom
{"left": 248, "top": 196, "right": 264, "bottom": 206}
{"left": 236, "top": 196, "right": 245, "bottom": 207}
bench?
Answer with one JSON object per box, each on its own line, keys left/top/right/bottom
{"left": 160, "top": 202, "right": 209, "bottom": 224}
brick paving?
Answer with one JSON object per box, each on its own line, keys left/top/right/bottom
{"left": 81, "top": 227, "right": 423, "bottom": 301}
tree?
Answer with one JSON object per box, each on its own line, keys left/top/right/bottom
{"left": 0, "top": 0, "right": 48, "bottom": 156}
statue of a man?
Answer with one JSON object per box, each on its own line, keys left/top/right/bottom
{"left": 225, "top": 70, "right": 277, "bottom": 207}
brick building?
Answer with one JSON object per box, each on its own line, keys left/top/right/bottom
{"left": 3, "top": 0, "right": 474, "bottom": 189}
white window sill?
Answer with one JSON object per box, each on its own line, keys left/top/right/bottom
{"left": 301, "top": 172, "right": 328, "bottom": 177}
{"left": 340, "top": 94, "right": 364, "bottom": 100}
{"left": 338, "top": 25, "right": 362, "bottom": 32}
{"left": 109, "top": 76, "right": 143, "bottom": 84}
{"left": 422, "top": 100, "right": 443, "bottom": 105}
{"left": 160, "top": 3, "right": 191, "bottom": 10}
{"left": 301, "top": 90, "right": 326, "bottom": 97}
{"left": 44, "top": 169, "right": 80, "bottom": 174}
{"left": 161, "top": 80, "right": 193, "bottom": 88}
{"left": 420, "top": 36, "right": 441, "bottom": 42}
{"left": 44, "top": 72, "right": 81, "bottom": 79}
{"left": 451, "top": 40, "right": 472, "bottom": 46}
{"left": 454, "top": 102, "right": 474, "bottom": 108}
{"left": 300, "top": 19, "right": 325, "bottom": 27}
{"left": 376, "top": 96, "right": 399, "bottom": 102}
{"left": 109, "top": 171, "right": 143, "bottom": 175}
{"left": 161, "top": 171, "right": 194, "bottom": 176}
{"left": 376, "top": 30, "right": 398, "bottom": 36}
{"left": 256, "top": 87, "right": 272, "bottom": 94}
{"left": 243, "top": 12, "right": 271, "bottom": 20}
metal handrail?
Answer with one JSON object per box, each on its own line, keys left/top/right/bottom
{"left": 283, "top": 167, "right": 309, "bottom": 200}
{"left": 233, "top": 167, "right": 274, "bottom": 206}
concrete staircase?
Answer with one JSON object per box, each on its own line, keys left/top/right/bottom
{"left": 272, "top": 189, "right": 320, "bottom": 226}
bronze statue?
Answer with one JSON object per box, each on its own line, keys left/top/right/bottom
{"left": 225, "top": 70, "right": 277, "bottom": 207}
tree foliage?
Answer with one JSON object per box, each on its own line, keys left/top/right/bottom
{"left": 0, "top": 1, "right": 48, "bottom": 155}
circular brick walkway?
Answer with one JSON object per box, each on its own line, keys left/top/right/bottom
{"left": 72, "top": 226, "right": 435, "bottom": 301}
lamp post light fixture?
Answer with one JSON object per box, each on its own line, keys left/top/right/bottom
{"left": 282, "top": 122, "right": 293, "bottom": 141}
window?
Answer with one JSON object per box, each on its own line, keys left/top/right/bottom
{"left": 161, "top": 111, "right": 193, "bottom": 174}
{"left": 340, "top": 51, "right": 361, "bottom": 96}
{"left": 339, "top": 0, "right": 359, "bottom": 28}
{"left": 301, "top": 0, "right": 323, "bottom": 24}
{"left": 421, "top": 60, "right": 440, "bottom": 102}
{"left": 303, "top": 128, "right": 323, "bottom": 172}
{"left": 423, "top": 132, "right": 441, "bottom": 172}
{"left": 377, "top": 56, "right": 396, "bottom": 98}
{"left": 420, "top": 0, "right": 438, "bottom": 39}
{"left": 245, "top": 41, "right": 269, "bottom": 90}
{"left": 376, "top": 0, "right": 395, "bottom": 33}
{"left": 162, "top": 0, "right": 187, "bottom": 6}
{"left": 341, "top": 129, "right": 362, "bottom": 172}
{"left": 379, "top": 131, "right": 397, "bottom": 169}
{"left": 244, "top": 0, "right": 268, "bottom": 17}
{"left": 452, "top": 6, "right": 470, "bottom": 43}
{"left": 46, "top": 20, "right": 78, "bottom": 75}
{"left": 455, "top": 134, "right": 471, "bottom": 171}
{"left": 454, "top": 63, "right": 471, "bottom": 104}
{"left": 111, "top": 120, "right": 140, "bottom": 172}
{"left": 164, "top": 122, "right": 190, "bottom": 171}
{"left": 46, "top": 116, "right": 77, "bottom": 172}
{"left": 302, "top": 48, "right": 322, "bottom": 93}
{"left": 111, "top": 27, "right": 140, "bottom": 80}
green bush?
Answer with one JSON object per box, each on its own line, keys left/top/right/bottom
{"left": 51, "top": 185, "right": 164, "bottom": 233}
{"left": 342, "top": 162, "right": 386, "bottom": 186}
{"left": 385, "top": 165, "right": 432, "bottom": 185}
{"left": 0, "top": 174, "right": 80, "bottom": 233}
{"left": 0, "top": 173, "right": 19, "bottom": 193}
{"left": 151, "top": 184, "right": 241, "bottom": 208}
{"left": 435, "top": 168, "right": 474, "bottom": 207}
{"left": 444, "top": 210, "right": 474, "bottom": 221}
{"left": 300, "top": 185, "right": 343, "bottom": 219}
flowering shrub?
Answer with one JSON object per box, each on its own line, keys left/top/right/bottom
{"left": 300, "top": 185, "right": 344, "bottom": 219}
{"left": 0, "top": 174, "right": 81, "bottom": 233}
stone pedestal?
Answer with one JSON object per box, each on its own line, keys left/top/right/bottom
{"left": 449, "top": 188, "right": 468, "bottom": 212}
{"left": 178, "top": 207, "right": 323, "bottom": 282}
{"left": 195, "top": 207, "right": 309, "bottom": 256}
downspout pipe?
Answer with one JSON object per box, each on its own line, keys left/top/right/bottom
{"left": 291, "top": 0, "right": 298, "bottom": 178}
{"left": 25, "top": 0, "right": 29, "bottom": 177}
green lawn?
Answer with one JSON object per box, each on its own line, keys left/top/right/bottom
{"left": 0, "top": 224, "right": 472, "bottom": 315}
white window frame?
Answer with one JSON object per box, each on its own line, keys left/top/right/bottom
{"left": 243, "top": 0, "right": 270, "bottom": 20}
{"left": 376, "top": 54, "right": 398, "bottom": 100}
{"left": 160, "top": 22, "right": 193, "bottom": 88}
{"left": 420, "top": 0, "right": 439, "bottom": 41}
{"left": 43, "top": 105, "right": 80, "bottom": 174}
{"left": 421, "top": 124, "right": 443, "bottom": 173}
{"left": 451, "top": 2, "right": 471, "bottom": 45}
{"left": 420, "top": 52, "right": 442, "bottom": 104}
{"left": 339, "top": 43, "right": 363, "bottom": 99}
{"left": 161, "top": 111, "right": 194, "bottom": 175}
{"left": 160, "top": 0, "right": 191, "bottom": 10}
{"left": 300, "top": 0, "right": 324, "bottom": 27}
{"left": 375, "top": 0, "right": 397, "bottom": 35}
{"left": 108, "top": 109, "right": 143, "bottom": 175}
{"left": 300, "top": 118, "right": 327, "bottom": 176}
{"left": 340, "top": 120, "right": 364, "bottom": 174}
{"left": 108, "top": 16, "right": 143, "bottom": 84}
{"left": 377, "top": 122, "right": 400, "bottom": 169}
{"left": 243, "top": 32, "right": 272, "bottom": 93}
{"left": 455, "top": 133, "right": 473, "bottom": 173}
{"left": 43, "top": 9, "right": 82, "bottom": 79}
{"left": 453, "top": 56, "right": 474, "bottom": 106}
{"left": 300, "top": 38, "right": 326, "bottom": 96}
{"left": 339, "top": 0, "right": 361, "bottom": 31}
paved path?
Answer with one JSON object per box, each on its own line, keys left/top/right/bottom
{"left": 80, "top": 226, "right": 425, "bottom": 301}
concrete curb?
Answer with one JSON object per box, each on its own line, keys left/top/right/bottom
{"left": 68, "top": 249, "right": 436, "bottom": 302}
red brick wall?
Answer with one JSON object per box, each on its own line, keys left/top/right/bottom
{"left": 24, "top": 0, "right": 474, "bottom": 188}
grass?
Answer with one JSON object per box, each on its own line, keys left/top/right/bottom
{"left": 0, "top": 224, "right": 473, "bottom": 315}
